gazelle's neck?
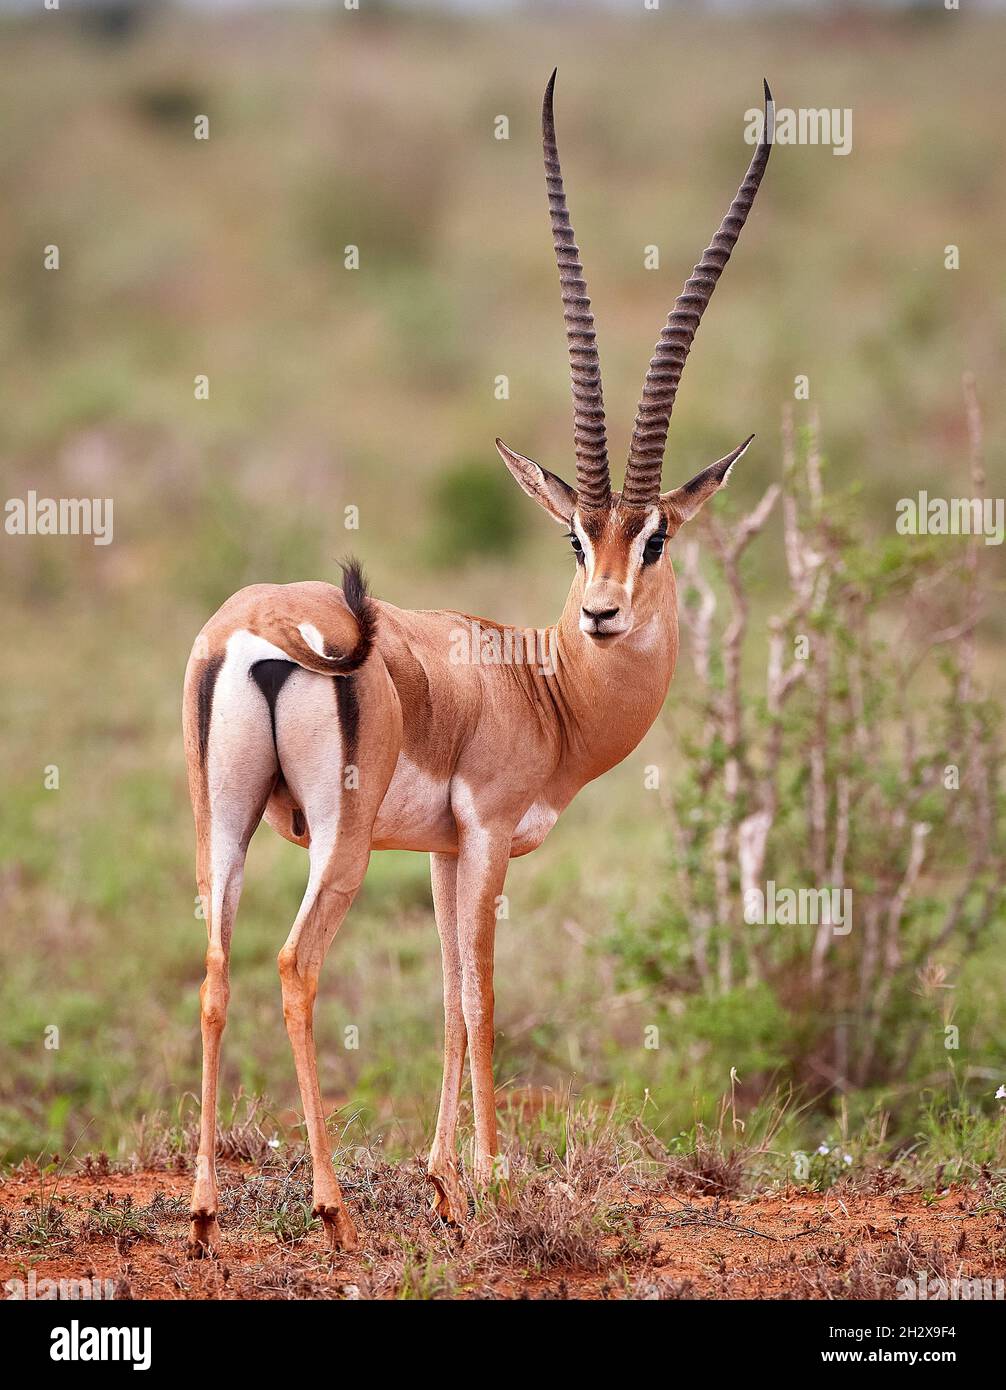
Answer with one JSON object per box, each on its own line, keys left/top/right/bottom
{"left": 544, "top": 564, "right": 679, "bottom": 783}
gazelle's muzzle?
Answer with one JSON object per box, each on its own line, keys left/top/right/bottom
{"left": 579, "top": 578, "right": 631, "bottom": 638}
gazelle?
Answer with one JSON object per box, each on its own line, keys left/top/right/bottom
{"left": 182, "top": 72, "right": 774, "bottom": 1253}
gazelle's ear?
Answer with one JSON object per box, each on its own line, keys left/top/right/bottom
{"left": 661, "top": 435, "right": 754, "bottom": 523}
{"left": 495, "top": 438, "right": 576, "bottom": 525}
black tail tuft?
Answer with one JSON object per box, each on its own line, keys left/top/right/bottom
{"left": 339, "top": 556, "right": 378, "bottom": 669}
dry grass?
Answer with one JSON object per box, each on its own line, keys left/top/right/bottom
{"left": 3, "top": 1101, "right": 1004, "bottom": 1300}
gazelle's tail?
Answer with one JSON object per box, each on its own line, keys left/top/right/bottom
{"left": 266, "top": 559, "right": 376, "bottom": 677}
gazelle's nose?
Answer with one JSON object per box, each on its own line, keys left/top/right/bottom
{"left": 579, "top": 578, "right": 630, "bottom": 638}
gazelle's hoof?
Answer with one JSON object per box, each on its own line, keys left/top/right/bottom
{"left": 427, "top": 1170, "right": 467, "bottom": 1226}
{"left": 314, "top": 1202, "right": 359, "bottom": 1252}
{"left": 187, "top": 1211, "right": 220, "bottom": 1258}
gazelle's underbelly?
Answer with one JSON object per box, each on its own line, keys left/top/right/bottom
{"left": 270, "top": 747, "right": 562, "bottom": 859}
{"left": 370, "top": 757, "right": 560, "bottom": 858}
{"left": 371, "top": 753, "right": 457, "bottom": 852}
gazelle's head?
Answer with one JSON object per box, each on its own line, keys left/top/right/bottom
{"left": 497, "top": 71, "right": 774, "bottom": 646}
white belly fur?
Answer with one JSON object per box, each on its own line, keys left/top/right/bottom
{"left": 371, "top": 756, "right": 559, "bottom": 858}
{"left": 510, "top": 798, "right": 559, "bottom": 856}
{"left": 371, "top": 753, "right": 454, "bottom": 851}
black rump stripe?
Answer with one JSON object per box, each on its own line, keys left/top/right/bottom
{"left": 197, "top": 653, "right": 225, "bottom": 766}
{"left": 250, "top": 659, "right": 297, "bottom": 748}
{"left": 334, "top": 673, "right": 360, "bottom": 763}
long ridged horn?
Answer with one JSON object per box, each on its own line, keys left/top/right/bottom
{"left": 622, "top": 80, "right": 775, "bottom": 509}
{"left": 543, "top": 68, "right": 611, "bottom": 510}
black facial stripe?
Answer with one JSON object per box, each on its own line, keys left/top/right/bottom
{"left": 642, "top": 524, "right": 668, "bottom": 565}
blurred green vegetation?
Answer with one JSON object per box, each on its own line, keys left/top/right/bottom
{"left": 427, "top": 457, "right": 522, "bottom": 567}
{"left": 0, "top": 4, "right": 1003, "bottom": 1163}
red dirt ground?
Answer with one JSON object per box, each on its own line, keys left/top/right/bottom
{"left": 3, "top": 1166, "right": 1004, "bottom": 1300}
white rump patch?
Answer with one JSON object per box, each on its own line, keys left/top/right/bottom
{"left": 226, "top": 629, "right": 291, "bottom": 666}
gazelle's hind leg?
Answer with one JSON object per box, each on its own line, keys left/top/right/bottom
{"left": 275, "top": 666, "right": 400, "bottom": 1250}
{"left": 184, "top": 647, "right": 277, "bottom": 1255}
{"left": 277, "top": 819, "right": 369, "bottom": 1250}
{"left": 189, "top": 829, "right": 247, "bottom": 1257}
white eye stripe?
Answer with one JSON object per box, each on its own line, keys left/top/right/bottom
{"left": 571, "top": 517, "right": 595, "bottom": 574}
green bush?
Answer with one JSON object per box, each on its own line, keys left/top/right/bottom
{"left": 607, "top": 405, "right": 1005, "bottom": 1122}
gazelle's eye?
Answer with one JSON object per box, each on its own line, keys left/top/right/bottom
{"left": 643, "top": 529, "right": 667, "bottom": 565}
{"left": 567, "top": 532, "right": 585, "bottom": 565}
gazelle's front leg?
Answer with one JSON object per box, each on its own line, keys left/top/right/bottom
{"left": 427, "top": 851, "right": 467, "bottom": 1222}
{"left": 455, "top": 826, "right": 511, "bottom": 1187}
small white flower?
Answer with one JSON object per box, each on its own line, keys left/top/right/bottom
{"left": 843, "top": 1154, "right": 853, "bottom": 1166}
{"left": 817, "top": 1144, "right": 830, "bottom": 1156}
{"left": 995, "top": 1085, "right": 1006, "bottom": 1101}
{"left": 267, "top": 1136, "right": 281, "bottom": 1149}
